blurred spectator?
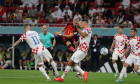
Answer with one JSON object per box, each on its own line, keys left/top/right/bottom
{"left": 107, "top": 18, "right": 115, "bottom": 28}
{"left": 31, "top": 0, "right": 39, "bottom": 7}
{"left": 62, "top": 6, "right": 72, "bottom": 18}
{"left": 1, "top": 48, "right": 12, "bottom": 69}
{"left": 96, "top": 16, "right": 105, "bottom": 24}
{"left": 123, "top": 19, "right": 133, "bottom": 28}
{"left": 120, "top": 0, "right": 130, "bottom": 9}
{"left": 29, "top": 5, "right": 37, "bottom": 17}
{"left": 23, "top": 5, "right": 28, "bottom": 14}
{"left": 22, "top": 15, "right": 30, "bottom": 23}
{"left": 37, "top": 0, "right": 47, "bottom": 13}
{"left": 132, "top": 0, "right": 140, "bottom": 9}
{"left": 95, "top": 0, "right": 103, "bottom": 7}
{"left": 88, "top": 6, "right": 97, "bottom": 18}
{"left": 36, "top": 11, "right": 43, "bottom": 21}
{"left": 27, "top": 50, "right": 34, "bottom": 70}
{"left": 116, "top": 12, "right": 124, "bottom": 24}
{"left": 91, "top": 13, "right": 98, "bottom": 24}
{"left": 46, "top": 9, "right": 57, "bottom": 23}
{"left": 0, "top": 46, "right": 4, "bottom": 66}
{"left": 118, "top": 5, "right": 125, "bottom": 15}
{"left": 84, "top": 1, "right": 89, "bottom": 12}
{"left": 63, "top": 12, "right": 71, "bottom": 24}
{"left": 111, "top": 10, "right": 117, "bottom": 23}
{"left": 96, "top": 6, "right": 104, "bottom": 13}
{"left": 138, "top": 5, "right": 140, "bottom": 13}
{"left": 79, "top": 5, "right": 87, "bottom": 16}
{"left": 15, "top": 9, "right": 22, "bottom": 23}
{"left": 73, "top": 11, "right": 82, "bottom": 21}
{"left": 71, "top": 0, "right": 80, "bottom": 13}
{"left": 103, "top": 0, "right": 110, "bottom": 7}
{"left": 63, "top": 0, "right": 71, "bottom": 9}
{"left": 12, "top": 0, "right": 22, "bottom": 6}
{"left": 29, "top": 17, "right": 38, "bottom": 26}
{"left": 19, "top": 49, "right": 28, "bottom": 70}
{"left": 0, "top": 5, "right": 7, "bottom": 21}
{"left": 62, "top": 50, "right": 71, "bottom": 66}
{"left": 57, "top": 0, "right": 64, "bottom": 11}
{"left": 38, "top": 16, "right": 47, "bottom": 24}
{"left": 17, "top": 6, "right": 23, "bottom": 13}
{"left": 81, "top": 52, "right": 91, "bottom": 71}
{"left": 54, "top": 6, "right": 62, "bottom": 20}
{"left": 124, "top": 9, "right": 133, "bottom": 21}
{"left": 90, "top": 34, "right": 100, "bottom": 72}
{"left": 47, "top": 0, "right": 54, "bottom": 7}
{"left": 134, "top": 11, "right": 140, "bottom": 26}
{"left": 21, "top": 0, "right": 32, "bottom": 7}
{"left": 103, "top": 7, "right": 112, "bottom": 19}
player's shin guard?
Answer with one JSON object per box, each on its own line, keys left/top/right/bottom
{"left": 68, "top": 44, "right": 75, "bottom": 52}
{"left": 51, "top": 61, "right": 59, "bottom": 77}
{"left": 39, "top": 67, "right": 50, "bottom": 79}
{"left": 119, "top": 67, "right": 126, "bottom": 80}
{"left": 74, "top": 65, "right": 84, "bottom": 74}
{"left": 61, "top": 66, "right": 71, "bottom": 79}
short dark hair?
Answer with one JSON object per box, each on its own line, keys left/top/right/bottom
{"left": 93, "top": 34, "right": 98, "bottom": 37}
{"left": 24, "top": 24, "right": 31, "bottom": 29}
{"left": 119, "top": 27, "right": 123, "bottom": 29}
{"left": 131, "top": 28, "right": 137, "bottom": 32}
{"left": 81, "top": 19, "right": 88, "bottom": 23}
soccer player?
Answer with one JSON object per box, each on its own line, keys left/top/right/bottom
{"left": 55, "top": 18, "right": 79, "bottom": 52}
{"left": 39, "top": 25, "right": 56, "bottom": 74}
{"left": 5, "top": 24, "right": 59, "bottom": 81}
{"left": 54, "top": 19, "right": 92, "bottom": 82}
{"left": 115, "top": 28, "right": 140, "bottom": 83}
{"left": 110, "top": 27, "right": 128, "bottom": 77}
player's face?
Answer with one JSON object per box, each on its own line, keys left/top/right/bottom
{"left": 73, "top": 21, "right": 78, "bottom": 27}
{"left": 118, "top": 28, "right": 123, "bottom": 34}
{"left": 80, "top": 21, "right": 84, "bottom": 28}
{"left": 130, "top": 30, "right": 136, "bottom": 37}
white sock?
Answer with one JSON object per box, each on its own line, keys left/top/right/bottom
{"left": 123, "top": 65, "right": 127, "bottom": 76}
{"left": 76, "top": 71, "right": 80, "bottom": 74}
{"left": 25, "top": 66, "right": 27, "bottom": 70}
{"left": 136, "top": 69, "right": 140, "bottom": 75}
{"left": 61, "top": 63, "right": 63, "bottom": 71}
{"left": 113, "top": 63, "right": 118, "bottom": 73}
{"left": 39, "top": 67, "right": 50, "bottom": 79}
{"left": 119, "top": 67, "right": 126, "bottom": 80}
{"left": 2, "top": 63, "right": 9, "bottom": 69}
{"left": 51, "top": 61, "right": 59, "bottom": 77}
{"left": 74, "top": 65, "right": 84, "bottom": 74}
{"left": 0, "top": 61, "right": 3, "bottom": 66}
{"left": 20, "top": 66, "right": 22, "bottom": 70}
{"left": 61, "top": 66, "right": 71, "bottom": 79}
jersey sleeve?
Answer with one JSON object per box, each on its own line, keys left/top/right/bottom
{"left": 50, "top": 32, "right": 55, "bottom": 41}
{"left": 20, "top": 33, "right": 26, "bottom": 42}
{"left": 84, "top": 28, "right": 91, "bottom": 35}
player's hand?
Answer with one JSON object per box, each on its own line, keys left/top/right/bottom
{"left": 55, "top": 32, "right": 61, "bottom": 35}
{"left": 110, "top": 48, "right": 113, "bottom": 52}
{"left": 8, "top": 47, "right": 13, "bottom": 52}
{"left": 50, "top": 46, "right": 53, "bottom": 50}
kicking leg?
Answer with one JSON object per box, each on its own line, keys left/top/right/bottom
{"left": 112, "top": 59, "right": 119, "bottom": 77}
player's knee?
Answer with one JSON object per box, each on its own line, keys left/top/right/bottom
{"left": 50, "top": 59, "right": 53, "bottom": 62}
{"left": 67, "top": 60, "right": 74, "bottom": 66}
{"left": 134, "top": 67, "right": 139, "bottom": 72}
{"left": 66, "top": 41, "right": 71, "bottom": 46}
{"left": 124, "top": 63, "right": 129, "bottom": 68}
{"left": 112, "top": 60, "right": 116, "bottom": 63}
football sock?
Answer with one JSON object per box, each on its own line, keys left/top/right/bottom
{"left": 113, "top": 63, "right": 118, "bottom": 73}
{"left": 61, "top": 66, "right": 71, "bottom": 79}
{"left": 74, "top": 65, "right": 84, "bottom": 74}
{"left": 51, "top": 61, "right": 59, "bottom": 77}
{"left": 20, "top": 66, "right": 22, "bottom": 70}
{"left": 39, "top": 67, "right": 50, "bottom": 79}
{"left": 119, "top": 67, "right": 126, "bottom": 79}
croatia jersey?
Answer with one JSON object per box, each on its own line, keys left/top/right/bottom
{"left": 77, "top": 27, "right": 92, "bottom": 53}
{"left": 20, "top": 31, "right": 45, "bottom": 55}
{"left": 113, "top": 34, "right": 128, "bottom": 54}
{"left": 128, "top": 36, "right": 140, "bottom": 56}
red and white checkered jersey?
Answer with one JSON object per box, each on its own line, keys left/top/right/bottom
{"left": 20, "top": 31, "right": 45, "bottom": 55}
{"left": 128, "top": 36, "right": 140, "bottom": 56}
{"left": 78, "top": 27, "right": 92, "bottom": 53}
{"left": 113, "top": 34, "right": 128, "bottom": 54}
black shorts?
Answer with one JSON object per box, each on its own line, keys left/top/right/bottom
{"left": 62, "top": 37, "right": 75, "bottom": 47}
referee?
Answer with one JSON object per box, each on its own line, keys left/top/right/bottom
{"left": 39, "top": 25, "right": 56, "bottom": 74}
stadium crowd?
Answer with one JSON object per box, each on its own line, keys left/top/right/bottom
{"left": 0, "top": 0, "right": 140, "bottom": 28}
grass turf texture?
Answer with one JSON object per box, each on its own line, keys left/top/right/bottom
{"left": 0, "top": 70, "right": 139, "bottom": 84}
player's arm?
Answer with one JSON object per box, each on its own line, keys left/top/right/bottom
{"left": 76, "top": 27, "right": 87, "bottom": 37}
{"left": 8, "top": 39, "right": 22, "bottom": 50}
{"left": 60, "top": 26, "right": 67, "bottom": 33}
{"left": 61, "top": 33, "right": 74, "bottom": 38}
{"left": 110, "top": 41, "right": 115, "bottom": 52}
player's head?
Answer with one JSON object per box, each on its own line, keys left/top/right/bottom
{"left": 73, "top": 18, "right": 79, "bottom": 27}
{"left": 42, "top": 25, "right": 47, "bottom": 33}
{"left": 118, "top": 27, "right": 123, "bottom": 34}
{"left": 130, "top": 28, "right": 137, "bottom": 38}
{"left": 80, "top": 19, "right": 88, "bottom": 29}
{"left": 24, "top": 24, "right": 31, "bottom": 31}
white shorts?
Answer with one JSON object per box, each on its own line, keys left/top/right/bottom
{"left": 125, "top": 54, "right": 140, "bottom": 66}
{"left": 70, "top": 50, "right": 87, "bottom": 63}
{"left": 34, "top": 48, "right": 52, "bottom": 65}
{"left": 112, "top": 51, "right": 125, "bottom": 61}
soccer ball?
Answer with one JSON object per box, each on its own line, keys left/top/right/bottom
{"left": 100, "top": 47, "right": 108, "bottom": 55}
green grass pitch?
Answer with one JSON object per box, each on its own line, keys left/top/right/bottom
{"left": 0, "top": 70, "right": 139, "bottom": 84}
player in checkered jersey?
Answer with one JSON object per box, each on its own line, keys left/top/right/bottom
{"left": 54, "top": 19, "right": 92, "bottom": 82}
{"left": 110, "top": 27, "right": 128, "bottom": 77}
{"left": 115, "top": 28, "right": 140, "bottom": 83}
{"left": 7, "top": 24, "right": 60, "bottom": 81}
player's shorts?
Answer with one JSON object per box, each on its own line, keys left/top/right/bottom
{"left": 70, "top": 50, "right": 87, "bottom": 63}
{"left": 34, "top": 47, "right": 53, "bottom": 65}
{"left": 112, "top": 51, "right": 125, "bottom": 61}
{"left": 125, "top": 54, "right": 140, "bottom": 66}
{"left": 5, "top": 60, "right": 12, "bottom": 64}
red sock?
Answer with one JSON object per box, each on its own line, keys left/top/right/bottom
{"left": 69, "top": 46, "right": 75, "bottom": 52}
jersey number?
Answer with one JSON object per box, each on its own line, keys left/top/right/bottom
{"left": 31, "top": 36, "right": 40, "bottom": 45}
